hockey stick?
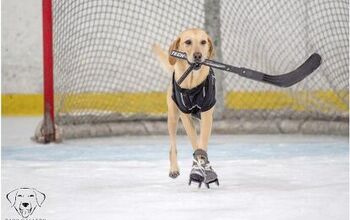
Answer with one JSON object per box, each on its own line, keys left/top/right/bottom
{"left": 176, "top": 63, "right": 197, "bottom": 85}
{"left": 170, "top": 50, "right": 322, "bottom": 87}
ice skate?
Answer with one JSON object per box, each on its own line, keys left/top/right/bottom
{"left": 189, "top": 160, "right": 206, "bottom": 188}
{"left": 189, "top": 149, "right": 219, "bottom": 188}
{"left": 203, "top": 163, "right": 219, "bottom": 188}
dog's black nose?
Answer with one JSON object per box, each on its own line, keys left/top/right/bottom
{"left": 22, "top": 203, "right": 29, "bottom": 207}
{"left": 193, "top": 52, "right": 202, "bottom": 62}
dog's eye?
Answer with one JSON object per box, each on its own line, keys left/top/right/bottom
{"left": 17, "top": 194, "right": 23, "bottom": 197}
{"left": 184, "top": 40, "right": 192, "bottom": 45}
{"left": 29, "top": 195, "right": 34, "bottom": 197}
{"left": 201, "top": 40, "right": 207, "bottom": 45}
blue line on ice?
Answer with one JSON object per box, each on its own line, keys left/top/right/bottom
{"left": 2, "top": 136, "right": 348, "bottom": 161}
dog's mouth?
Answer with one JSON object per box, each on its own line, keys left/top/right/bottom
{"left": 187, "top": 60, "right": 202, "bottom": 70}
{"left": 193, "top": 62, "right": 201, "bottom": 70}
{"left": 19, "top": 207, "right": 32, "bottom": 218}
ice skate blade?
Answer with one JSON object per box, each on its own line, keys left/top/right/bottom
{"left": 188, "top": 178, "right": 203, "bottom": 188}
{"left": 204, "top": 179, "right": 219, "bottom": 188}
{"left": 189, "top": 173, "right": 205, "bottom": 188}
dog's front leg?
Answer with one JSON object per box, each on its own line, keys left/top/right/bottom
{"left": 167, "top": 91, "right": 180, "bottom": 178}
{"left": 198, "top": 108, "right": 214, "bottom": 151}
{"left": 179, "top": 113, "right": 198, "bottom": 151}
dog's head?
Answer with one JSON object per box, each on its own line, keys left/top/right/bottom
{"left": 168, "top": 28, "right": 214, "bottom": 65}
{"left": 6, "top": 188, "right": 46, "bottom": 218}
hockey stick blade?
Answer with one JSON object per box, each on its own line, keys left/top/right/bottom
{"left": 170, "top": 50, "right": 322, "bottom": 87}
{"left": 239, "top": 53, "right": 322, "bottom": 87}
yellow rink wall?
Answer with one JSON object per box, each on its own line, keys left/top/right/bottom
{"left": 2, "top": 90, "right": 348, "bottom": 116}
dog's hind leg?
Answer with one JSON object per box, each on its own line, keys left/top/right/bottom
{"left": 167, "top": 90, "right": 180, "bottom": 178}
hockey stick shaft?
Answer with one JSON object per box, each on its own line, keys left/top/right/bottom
{"left": 170, "top": 50, "right": 321, "bottom": 87}
{"left": 177, "top": 64, "right": 196, "bottom": 85}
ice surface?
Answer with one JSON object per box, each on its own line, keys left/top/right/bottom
{"left": 1, "top": 117, "right": 349, "bottom": 220}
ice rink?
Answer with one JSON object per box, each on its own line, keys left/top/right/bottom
{"left": 1, "top": 117, "right": 349, "bottom": 220}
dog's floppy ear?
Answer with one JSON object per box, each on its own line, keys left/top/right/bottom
{"left": 33, "top": 189, "right": 46, "bottom": 207}
{"left": 168, "top": 37, "right": 180, "bottom": 65}
{"left": 207, "top": 36, "right": 215, "bottom": 59}
{"left": 6, "top": 189, "right": 18, "bottom": 207}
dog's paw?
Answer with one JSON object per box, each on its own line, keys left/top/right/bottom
{"left": 169, "top": 170, "right": 180, "bottom": 179}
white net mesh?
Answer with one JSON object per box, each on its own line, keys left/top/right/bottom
{"left": 221, "top": 0, "right": 349, "bottom": 122}
{"left": 51, "top": 0, "right": 348, "bottom": 136}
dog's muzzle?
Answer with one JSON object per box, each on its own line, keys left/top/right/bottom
{"left": 19, "top": 202, "right": 33, "bottom": 218}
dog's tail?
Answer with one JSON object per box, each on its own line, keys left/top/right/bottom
{"left": 152, "top": 44, "right": 174, "bottom": 73}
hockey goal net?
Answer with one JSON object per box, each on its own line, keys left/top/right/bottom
{"left": 37, "top": 0, "right": 349, "bottom": 142}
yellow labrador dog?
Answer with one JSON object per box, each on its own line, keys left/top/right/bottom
{"left": 153, "top": 28, "right": 219, "bottom": 188}
{"left": 6, "top": 188, "right": 46, "bottom": 218}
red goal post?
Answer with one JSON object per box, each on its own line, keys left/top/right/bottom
{"left": 40, "top": 0, "right": 55, "bottom": 143}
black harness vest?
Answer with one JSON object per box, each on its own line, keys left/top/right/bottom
{"left": 172, "top": 68, "right": 216, "bottom": 119}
